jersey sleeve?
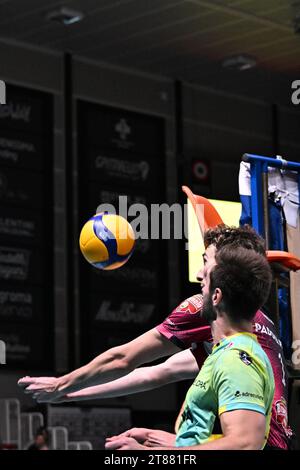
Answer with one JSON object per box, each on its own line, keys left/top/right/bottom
{"left": 156, "top": 295, "right": 212, "bottom": 349}
{"left": 212, "top": 349, "right": 267, "bottom": 416}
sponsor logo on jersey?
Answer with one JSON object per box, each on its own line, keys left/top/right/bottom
{"left": 194, "top": 379, "right": 207, "bottom": 390}
{"left": 239, "top": 351, "right": 252, "bottom": 365}
{"left": 178, "top": 295, "right": 203, "bottom": 315}
{"left": 235, "top": 390, "right": 263, "bottom": 401}
{"left": 275, "top": 397, "right": 293, "bottom": 437}
{"left": 254, "top": 322, "right": 282, "bottom": 347}
{"left": 179, "top": 301, "right": 189, "bottom": 309}
{"left": 182, "top": 406, "right": 194, "bottom": 423}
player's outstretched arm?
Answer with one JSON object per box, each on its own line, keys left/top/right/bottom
{"left": 43, "top": 349, "right": 198, "bottom": 403}
{"left": 34, "top": 349, "right": 198, "bottom": 403}
{"left": 18, "top": 328, "right": 180, "bottom": 398}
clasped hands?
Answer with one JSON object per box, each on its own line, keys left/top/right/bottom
{"left": 105, "top": 428, "right": 176, "bottom": 450}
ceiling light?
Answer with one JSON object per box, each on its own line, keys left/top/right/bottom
{"left": 222, "top": 54, "right": 257, "bottom": 71}
{"left": 46, "top": 7, "right": 84, "bottom": 26}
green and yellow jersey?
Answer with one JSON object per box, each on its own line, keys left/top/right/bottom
{"left": 176, "top": 333, "right": 275, "bottom": 448}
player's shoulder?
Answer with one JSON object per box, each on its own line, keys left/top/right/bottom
{"left": 253, "top": 309, "right": 277, "bottom": 330}
{"left": 174, "top": 294, "right": 203, "bottom": 315}
{"left": 253, "top": 310, "right": 283, "bottom": 350}
{"left": 211, "top": 348, "right": 242, "bottom": 383}
{"left": 220, "top": 338, "right": 271, "bottom": 371}
{"left": 214, "top": 337, "right": 258, "bottom": 368}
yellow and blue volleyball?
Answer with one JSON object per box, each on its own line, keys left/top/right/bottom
{"left": 79, "top": 212, "right": 135, "bottom": 270}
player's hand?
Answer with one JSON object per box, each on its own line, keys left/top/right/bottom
{"left": 105, "top": 436, "right": 146, "bottom": 450}
{"left": 108, "top": 427, "right": 150, "bottom": 443}
{"left": 17, "top": 376, "right": 64, "bottom": 405}
{"left": 18, "top": 376, "right": 60, "bottom": 394}
{"left": 144, "top": 430, "right": 176, "bottom": 447}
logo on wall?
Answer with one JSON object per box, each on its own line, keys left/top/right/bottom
{"left": 95, "top": 155, "right": 149, "bottom": 181}
{"left": 113, "top": 118, "right": 134, "bottom": 150}
{"left": 0, "top": 289, "right": 33, "bottom": 321}
{"left": 0, "top": 102, "right": 31, "bottom": 122}
{"left": 94, "top": 265, "right": 157, "bottom": 289}
{"left": 95, "top": 300, "right": 155, "bottom": 324}
{"left": 115, "top": 119, "right": 131, "bottom": 140}
{"left": 1, "top": 333, "right": 31, "bottom": 360}
{"left": 0, "top": 216, "right": 35, "bottom": 239}
{"left": 192, "top": 159, "right": 210, "bottom": 183}
{"left": 0, "top": 247, "right": 30, "bottom": 281}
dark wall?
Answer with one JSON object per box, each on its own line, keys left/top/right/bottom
{"left": 1, "top": 39, "right": 300, "bottom": 417}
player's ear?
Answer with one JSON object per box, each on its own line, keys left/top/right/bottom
{"left": 212, "top": 288, "right": 222, "bottom": 306}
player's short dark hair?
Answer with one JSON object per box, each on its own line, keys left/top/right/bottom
{"left": 204, "top": 224, "right": 266, "bottom": 256}
{"left": 209, "top": 246, "right": 272, "bottom": 322}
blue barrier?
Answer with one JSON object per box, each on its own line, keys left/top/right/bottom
{"left": 242, "top": 153, "right": 300, "bottom": 242}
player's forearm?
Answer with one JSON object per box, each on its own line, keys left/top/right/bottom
{"left": 63, "top": 364, "right": 175, "bottom": 401}
{"left": 54, "top": 329, "right": 177, "bottom": 394}
{"left": 61, "top": 368, "right": 150, "bottom": 400}
{"left": 193, "top": 436, "right": 256, "bottom": 450}
{"left": 145, "top": 430, "right": 176, "bottom": 448}
{"left": 194, "top": 437, "right": 261, "bottom": 450}
{"left": 153, "top": 435, "right": 262, "bottom": 451}
{"left": 62, "top": 382, "right": 121, "bottom": 401}
{"left": 57, "top": 348, "right": 132, "bottom": 394}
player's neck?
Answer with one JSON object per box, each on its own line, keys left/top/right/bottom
{"left": 211, "top": 314, "right": 252, "bottom": 344}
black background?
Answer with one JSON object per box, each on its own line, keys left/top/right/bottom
{"left": 77, "top": 101, "right": 168, "bottom": 362}
{"left": 0, "top": 84, "right": 54, "bottom": 369}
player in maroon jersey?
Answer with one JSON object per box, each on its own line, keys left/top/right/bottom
{"left": 19, "top": 225, "right": 293, "bottom": 449}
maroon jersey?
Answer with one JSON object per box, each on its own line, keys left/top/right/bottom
{"left": 156, "top": 294, "right": 293, "bottom": 449}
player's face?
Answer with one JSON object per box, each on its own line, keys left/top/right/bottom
{"left": 197, "top": 244, "right": 216, "bottom": 287}
{"left": 197, "top": 244, "right": 218, "bottom": 323}
{"left": 201, "top": 261, "right": 212, "bottom": 296}
{"left": 201, "top": 262, "right": 217, "bottom": 323}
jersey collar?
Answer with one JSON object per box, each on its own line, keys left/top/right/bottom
{"left": 212, "top": 332, "right": 258, "bottom": 353}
